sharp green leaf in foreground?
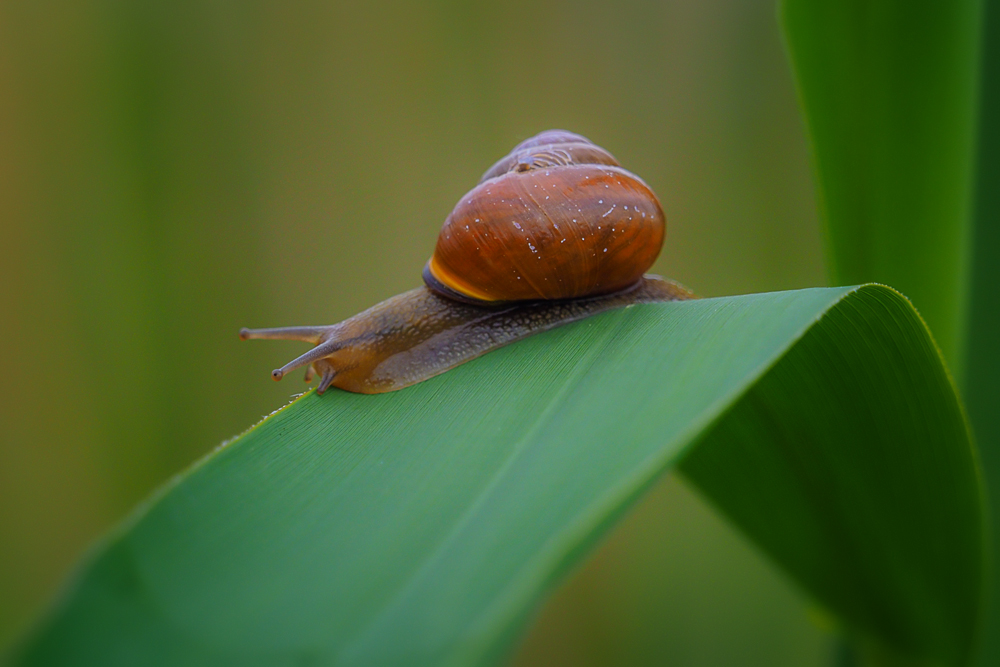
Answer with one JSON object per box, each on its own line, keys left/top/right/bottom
{"left": 781, "top": 0, "right": 982, "bottom": 375}
{"left": 6, "top": 286, "right": 982, "bottom": 667}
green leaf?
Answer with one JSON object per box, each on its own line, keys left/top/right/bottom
{"left": 782, "top": 2, "right": 995, "bottom": 661}
{"left": 6, "top": 286, "right": 982, "bottom": 667}
{"left": 965, "top": 1, "right": 1000, "bottom": 663}
{"left": 780, "top": 0, "right": 982, "bottom": 375}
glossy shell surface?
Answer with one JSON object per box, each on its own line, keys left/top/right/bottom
{"left": 425, "top": 131, "right": 666, "bottom": 303}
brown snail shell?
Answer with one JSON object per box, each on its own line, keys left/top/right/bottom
{"left": 423, "top": 131, "right": 665, "bottom": 303}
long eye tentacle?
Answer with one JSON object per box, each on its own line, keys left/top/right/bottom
{"left": 239, "top": 326, "right": 329, "bottom": 344}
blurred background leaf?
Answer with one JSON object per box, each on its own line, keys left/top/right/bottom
{"left": 781, "top": 0, "right": 981, "bottom": 375}
{"left": 966, "top": 0, "right": 1000, "bottom": 663}
{"left": 1, "top": 0, "right": 828, "bottom": 662}
{"left": 8, "top": 287, "right": 983, "bottom": 667}
{"left": 781, "top": 0, "right": 998, "bottom": 662}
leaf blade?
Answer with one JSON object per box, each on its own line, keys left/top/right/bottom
{"left": 7, "top": 286, "right": 982, "bottom": 667}
{"left": 681, "top": 286, "right": 982, "bottom": 665}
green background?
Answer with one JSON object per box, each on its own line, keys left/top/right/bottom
{"left": 1, "top": 0, "right": 837, "bottom": 663}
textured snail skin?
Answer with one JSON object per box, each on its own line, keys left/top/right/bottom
{"left": 242, "top": 276, "right": 693, "bottom": 395}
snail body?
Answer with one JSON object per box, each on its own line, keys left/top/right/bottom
{"left": 241, "top": 130, "right": 693, "bottom": 394}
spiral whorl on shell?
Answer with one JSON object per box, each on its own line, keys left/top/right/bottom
{"left": 423, "top": 130, "right": 666, "bottom": 304}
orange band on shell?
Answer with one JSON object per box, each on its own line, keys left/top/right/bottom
{"left": 427, "top": 255, "right": 501, "bottom": 303}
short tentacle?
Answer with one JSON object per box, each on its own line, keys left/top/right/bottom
{"left": 304, "top": 365, "right": 316, "bottom": 383}
{"left": 239, "top": 326, "right": 329, "bottom": 344}
{"left": 317, "top": 369, "right": 338, "bottom": 395}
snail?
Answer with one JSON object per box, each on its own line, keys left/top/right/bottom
{"left": 240, "top": 130, "right": 694, "bottom": 394}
